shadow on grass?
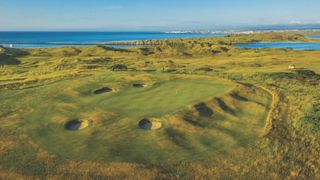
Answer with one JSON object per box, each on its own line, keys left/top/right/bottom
{"left": 210, "top": 123, "right": 254, "bottom": 148}
{"left": 0, "top": 47, "right": 29, "bottom": 65}
{"left": 98, "top": 45, "right": 132, "bottom": 53}
{"left": 165, "top": 128, "right": 194, "bottom": 150}
{"left": 214, "top": 97, "right": 235, "bottom": 115}
{"left": 193, "top": 103, "right": 214, "bottom": 117}
{"left": 230, "top": 92, "right": 249, "bottom": 101}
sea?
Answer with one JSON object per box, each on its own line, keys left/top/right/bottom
{"left": 0, "top": 32, "right": 225, "bottom": 48}
{"left": 1, "top": 30, "right": 320, "bottom": 50}
{"left": 236, "top": 41, "right": 320, "bottom": 50}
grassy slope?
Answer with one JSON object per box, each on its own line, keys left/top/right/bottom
{"left": 0, "top": 32, "right": 320, "bottom": 179}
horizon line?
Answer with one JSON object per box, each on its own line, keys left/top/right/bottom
{"left": 1, "top": 23, "right": 320, "bottom": 32}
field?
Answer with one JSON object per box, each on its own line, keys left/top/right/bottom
{"left": 0, "top": 32, "right": 320, "bottom": 179}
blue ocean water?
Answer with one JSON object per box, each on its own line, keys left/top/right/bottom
{"left": 309, "top": 36, "right": 320, "bottom": 39}
{"left": 0, "top": 32, "right": 225, "bottom": 48}
{"left": 236, "top": 42, "right": 320, "bottom": 50}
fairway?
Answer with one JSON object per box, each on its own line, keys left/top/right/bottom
{"left": 1, "top": 32, "right": 319, "bottom": 179}
{"left": 0, "top": 73, "right": 273, "bottom": 165}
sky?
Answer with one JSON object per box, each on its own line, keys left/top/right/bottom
{"left": 0, "top": 0, "right": 319, "bottom": 31}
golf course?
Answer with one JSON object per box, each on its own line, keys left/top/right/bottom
{"left": 1, "top": 32, "right": 320, "bottom": 179}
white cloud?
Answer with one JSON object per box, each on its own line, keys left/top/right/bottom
{"left": 289, "top": 20, "right": 303, "bottom": 24}
{"left": 288, "top": 20, "right": 320, "bottom": 25}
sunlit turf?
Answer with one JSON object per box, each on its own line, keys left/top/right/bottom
{"left": 1, "top": 32, "right": 320, "bottom": 178}
{"left": 0, "top": 72, "right": 271, "bottom": 165}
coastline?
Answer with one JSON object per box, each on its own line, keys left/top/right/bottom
{"left": 1, "top": 30, "right": 320, "bottom": 49}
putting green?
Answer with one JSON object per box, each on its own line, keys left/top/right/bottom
{"left": 3, "top": 73, "right": 271, "bottom": 164}
{"left": 97, "top": 79, "right": 233, "bottom": 117}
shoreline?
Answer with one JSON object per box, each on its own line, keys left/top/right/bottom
{"left": 1, "top": 31, "right": 320, "bottom": 49}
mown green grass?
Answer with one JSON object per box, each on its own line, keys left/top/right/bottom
{"left": 1, "top": 32, "right": 320, "bottom": 179}
{"left": 10, "top": 74, "right": 232, "bottom": 162}
{"left": 97, "top": 78, "right": 232, "bottom": 117}
{"left": 0, "top": 71, "right": 270, "bottom": 166}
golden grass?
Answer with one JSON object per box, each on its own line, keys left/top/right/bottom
{"left": 0, "top": 139, "right": 16, "bottom": 154}
{"left": 1, "top": 32, "right": 320, "bottom": 178}
{"left": 57, "top": 160, "right": 158, "bottom": 179}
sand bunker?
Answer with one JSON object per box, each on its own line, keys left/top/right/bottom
{"left": 132, "top": 83, "right": 146, "bottom": 88}
{"left": 94, "top": 87, "right": 113, "bottom": 94}
{"left": 139, "top": 118, "right": 162, "bottom": 130}
{"left": 65, "top": 119, "right": 90, "bottom": 131}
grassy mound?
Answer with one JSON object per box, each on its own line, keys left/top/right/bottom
{"left": 1, "top": 32, "right": 319, "bottom": 178}
{"left": 0, "top": 74, "right": 270, "bottom": 165}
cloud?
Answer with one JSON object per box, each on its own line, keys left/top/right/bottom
{"left": 289, "top": 20, "right": 303, "bottom": 24}
{"left": 288, "top": 20, "right": 320, "bottom": 25}
{"left": 103, "top": 6, "right": 123, "bottom": 10}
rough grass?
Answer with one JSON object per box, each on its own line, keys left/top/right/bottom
{"left": 0, "top": 32, "right": 320, "bottom": 179}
